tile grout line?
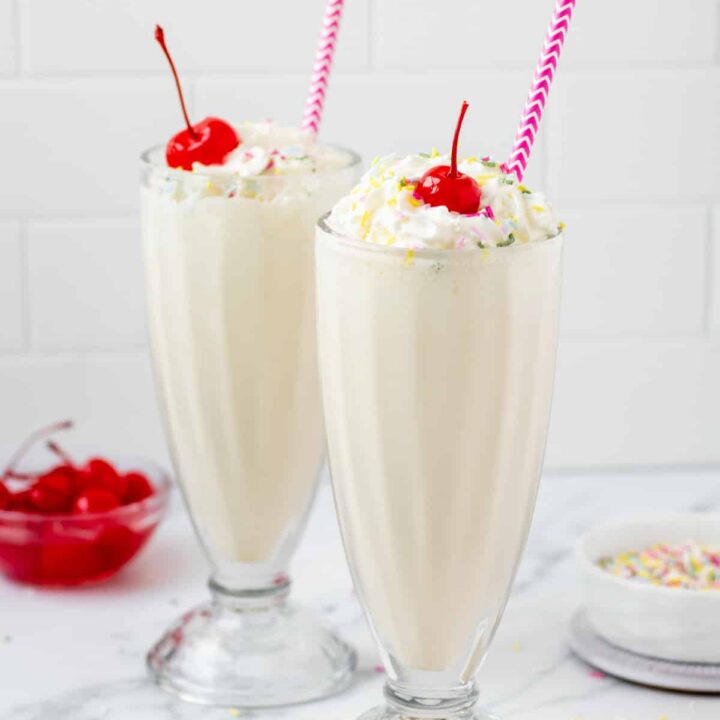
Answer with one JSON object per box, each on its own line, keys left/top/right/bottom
{"left": 3, "top": 63, "right": 720, "bottom": 82}
{"left": 705, "top": 204, "right": 716, "bottom": 334}
{"left": 2, "top": 64, "right": 719, "bottom": 85}
{"left": 17, "top": 219, "right": 30, "bottom": 351}
{"left": 717, "top": 0, "right": 720, "bottom": 65}
{"left": 0, "top": 348, "right": 151, "bottom": 362}
{"left": 11, "top": 0, "right": 21, "bottom": 76}
{"left": 367, "top": 0, "right": 376, "bottom": 71}
{"left": 558, "top": 330, "right": 715, "bottom": 344}
{"left": 22, "top": 216, "right": 137, "bottom": 228}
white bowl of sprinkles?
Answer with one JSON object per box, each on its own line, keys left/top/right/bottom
{"left": 576, "top": 513, "right": 720, "bottom": 663}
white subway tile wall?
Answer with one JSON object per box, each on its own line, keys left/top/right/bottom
{"left": 547, "top": 70, "right": 720, "bottom": 202}
{"left": 18, "top": 0, "right": 370, "bottom": 74}
{"left": 196, "top": 72, "right": 548, "bottom": 187}
{"left": 0, "top": 80, "right": 181, "bottom": 217}
{"left": 0, "top": 223, "right": 24, "bottom": 350}
{"left": 0, "top": 354, "right": 164, "bottom": 461}
{"left": 27, "top": 220, "right": 146, "bottom": 350}
{"left": 566, "top": 0, "right": 719, "bottom": 66}
{"left": 560, "top": 207, "right": 707, "bottom": 337}
{"left": 713, "top": 207, "right": 720, "bottom": 334}
{"left": 0, "top": 0, "right": 15, "bottom": 75}
{"left": 0, "top": 0, "right": 718, "bottom": 468}
{"left": 550, "top": 339, "right": 720, "bottom": 467}
{"left": 374, "top": 1, "right": 551, "bottom": 69}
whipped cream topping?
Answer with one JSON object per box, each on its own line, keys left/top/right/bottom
{"left": 196, "top": 121, "right": 349, "bottom": 177}
{"left": 327, "top": 152, "right": 562, "bottom": 249}
{"left": 147, "top": 121, "right": 353, "bottom": 203}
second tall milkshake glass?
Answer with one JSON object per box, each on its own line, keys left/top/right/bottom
{"left": 141, "top": 146, "right": 360, "bottom": 706}
{"left": 316, "top": 218, "right": 563, "bottom": 720}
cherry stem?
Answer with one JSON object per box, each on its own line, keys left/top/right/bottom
{"left": 46, "top": 440, "right": 75, "bottom": 468}
{"left": 1, "top": 420, "right": 73, "bottom": 480}
{"left": 154, "top": 25, "right": 197, "bottom": 139}
{"left": 450, "top": 100, "right": 470, "bottom": 178}
{"left": 5, "top": 470, "right": 38, "bottom": 481}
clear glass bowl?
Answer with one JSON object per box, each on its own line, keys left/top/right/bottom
{"left": 0, "top": 458, "right": 171, "bottom": 586}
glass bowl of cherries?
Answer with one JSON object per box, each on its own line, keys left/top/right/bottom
{"left": 0, "top": 421, "right": 171, "bottom": 586}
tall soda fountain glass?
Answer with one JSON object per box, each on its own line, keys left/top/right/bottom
{"left": 315, "top": 135, "right": 563, "bottom": 718}
{"left": 140, "top": 142, "right": 361, "bottom": 706}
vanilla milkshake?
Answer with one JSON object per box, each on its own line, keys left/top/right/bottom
{"left": 142, "top": 122, "right": 359, "bottom": 706}
{"left": 143, "top": 122, "right": 358, "bottom": 577}
{"left": 144, "top": 20, "right": 358, "bottom": 705}
{"left": 316, "top": 146, "right": 562, "bottom": 715}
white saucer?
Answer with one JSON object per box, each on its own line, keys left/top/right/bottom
{"left": 569, "top": 611, "right": 720, "bottom": 693}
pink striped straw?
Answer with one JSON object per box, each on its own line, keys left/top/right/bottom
{"left": 504, "top": 0, "right": 576, "bottom": 182}
{"left": 301, "top": 0, "right": 345, "bottom": 136}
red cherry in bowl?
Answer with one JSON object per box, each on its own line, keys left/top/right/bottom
{"left": 80, "top": 458, "right": 126, "bottom": 499}
{"left": 37, "top": 465, "right": 76, "bottom": 497}
{"left": 29, "top": 467, "right": 76, "bottom": 513}
{"left": 29, "top": 487, "right": 67, "bottom": 513}
{"left": 73, "top": 488, "right": 121, "bottom": 514}
{"left": 414, "top": 101, "right": 482, "bottom": 215}
{"left": 155, "top": 26, "right": 239, "bottom": 170}
{"left": 124, "top": 472, "right": 155, "bottom": 504}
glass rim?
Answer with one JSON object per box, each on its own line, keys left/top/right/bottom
{"left": 140, "top": 142, "right": 363, "bottom": 182}
{"left": 317, "top": 212, "right": 564, "bottom": 260}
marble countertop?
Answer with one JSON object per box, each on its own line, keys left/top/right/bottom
{"left": 2, "top": 468, "right": 720, "bottom": 720}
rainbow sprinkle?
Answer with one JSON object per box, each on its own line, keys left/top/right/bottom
{"left": 599, "top": 542, "right": 720, "bottom": 590}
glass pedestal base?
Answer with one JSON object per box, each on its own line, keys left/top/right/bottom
{"left": 356, "top": 683, "right": 499, "bottom": 720}
{"left": 358, "top": 707, "right": 499, "bottom": 720}
{"left": 146, "top": 580, "right": 356, "bottom": 707}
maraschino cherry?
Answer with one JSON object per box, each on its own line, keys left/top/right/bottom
{"left": 155, "top": 25, "right": 239, "bottom": 170}
{"left": 29, "top": 465, "right": 76, "bottom": 513}
{"left": 80, "top": 457, "right": 127, "bottom": 499}
{"left": 73, "top": 488, "right": 121, "bottom": 514}
{"left": 124, "top": 472, "right": 155, "bottom": 503}
{"left": 414, "top": 101, "right": 482, "bottom": 215}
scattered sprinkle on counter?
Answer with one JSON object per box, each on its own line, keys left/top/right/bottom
{"left": 598, "top": 542, "right": 720, "bottom": 590}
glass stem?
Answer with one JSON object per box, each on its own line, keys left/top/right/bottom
{"left": 382, "top": 680, "right": 480, "bottom": 719}
{"left": 208, "top": 574, "right": 291, "bottom": 613}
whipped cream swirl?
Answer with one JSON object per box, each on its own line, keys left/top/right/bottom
{"left": 196, "top": 121, "right": 349, "bottom": 177}
{"left": 327, "top": 152, "right": 562, "bottom": 249}
{"left": 147, "top": 121, "right": 353, "bottom": 203}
